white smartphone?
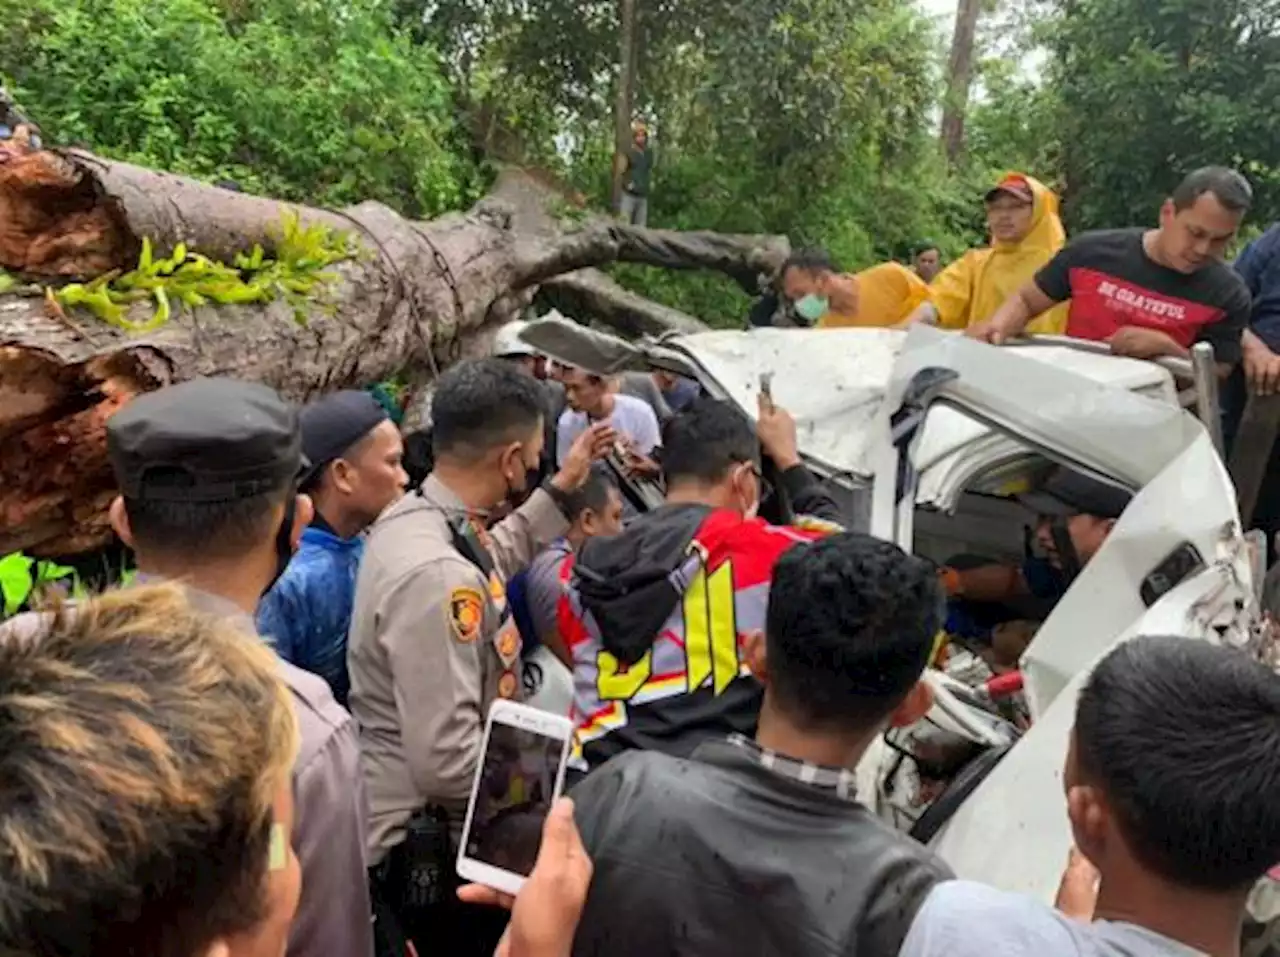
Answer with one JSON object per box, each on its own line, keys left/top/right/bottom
{"left": 456, "top": 700, "right": 574, "bottom": 896}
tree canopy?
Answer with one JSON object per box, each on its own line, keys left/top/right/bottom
{"left": 5, "top": 0, "right": 1280, "bottom": 326}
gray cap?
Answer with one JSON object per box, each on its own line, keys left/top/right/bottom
{"left": 108, "top": 377, "right": 302, "bottom": 502}
{"left": 519, "top": 314, "right": 640, "bottom": 377}
{"left": 1020, "top": 469, "right": 1132, "bottom": 520}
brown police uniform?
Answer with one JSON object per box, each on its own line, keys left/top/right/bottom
{"left": 348, "top": 473, "right": 569, "bottom": 860}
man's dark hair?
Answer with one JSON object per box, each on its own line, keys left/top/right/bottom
{"left": 432, "top": 359, "right": 546, "bottom": 461}
{"left": 765, "top": 532, "right": 942, "bottom": 731}
{"left": 913, "top": 241, "right": 939, "bottom": 257}
{"left": 1076, "top": 635, "right": 1280, "bottom": 891}
{"left": 125, "top": 485, "right": 291, "bottom": 561}
{"left": 1171, "top": 166, "right": 1253, "bottom": 214}
{"left": 660, "top": 399, "right": 758, "bottom": 486}
{"left": 781, "top": 247, "right": 840, "bottom": 278}
{"left": 562, "top": 465, "right": 616, "bottom": 523}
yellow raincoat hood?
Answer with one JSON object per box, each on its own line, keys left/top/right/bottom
{"left": 932, "top": 173, "right": 1069, "bottom": 334}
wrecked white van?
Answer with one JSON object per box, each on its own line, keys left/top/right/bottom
{"left": 520, "top": 319, "right": 1272, "bottom": 929}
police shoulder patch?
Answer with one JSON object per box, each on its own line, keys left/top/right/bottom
{"left": 793, "top": 514, "right": 843, "bottom": 535}
{"left": 448, "top": 586, "right": 485, "bottom": 644}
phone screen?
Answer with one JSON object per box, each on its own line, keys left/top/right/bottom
{"left": 464, "top": 721, "right": 567, "bottom": 878}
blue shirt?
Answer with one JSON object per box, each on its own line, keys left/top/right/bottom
{"left": 1235, "top": 223, "right": 1280, "bottom": 351}
{"left": 661, "top": 376, "right": 701, "bottom": 413}
{"left": 257, "top": 525, "right": 363, "bottom": 707}
{"left": 900, "top": 880, "right": 1202, "bottom": 957}
{"left": 944, "top": 557, "right": 1065, "bottom": 644}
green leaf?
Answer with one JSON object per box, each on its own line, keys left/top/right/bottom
{"left": 34, "top": 560, "right": 76, "bottom": 585}
{"left": 0, "top": 553, "right": 35, "bottom": 617}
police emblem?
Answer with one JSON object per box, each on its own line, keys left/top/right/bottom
{"left": 448, "top": 587, "right": 484, "bottom": 644}
{"left": 498, "top": 670, "right": 518, "bottom": 699}
{"left": 496, "top": 624, "right": 520, "bottom": 661}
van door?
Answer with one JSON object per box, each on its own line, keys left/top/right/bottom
{"left": 870, "top": 326, "right": 1257, "bottom": 899}
{"left": 870, "top": 325, "right": 1250, "bottom": 717}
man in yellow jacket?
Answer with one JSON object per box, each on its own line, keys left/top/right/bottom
{"left": 906, "top": 173, "right": 1069, "bottom": 335}
{"left": 780, "top": 248, "right": 931, "bottom": 328}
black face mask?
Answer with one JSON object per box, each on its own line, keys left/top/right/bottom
{"left": 505, "top": 462, "right": 542, "bottom": 511}
{"left": 264, "top": 496, "right": 297, "bottom": 595}
{"left": 1022, "top": 521, "right": 1079, "bottom": 593}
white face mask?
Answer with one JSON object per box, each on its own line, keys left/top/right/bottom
{"left": 794, "top": 293, "right": 829, "bottom": 323}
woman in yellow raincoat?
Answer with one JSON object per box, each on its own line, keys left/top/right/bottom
{"left": 909, "top": 173, "right": 1069, "bottom": 334}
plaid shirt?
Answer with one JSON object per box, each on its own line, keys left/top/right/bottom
{"left": 727, "top": 733, "right": 858, "bottom": 802}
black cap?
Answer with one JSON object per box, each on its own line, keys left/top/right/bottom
{"left": 108, "top": 378, "right": 302, "bottom": 502}
{"left": 1020, "top": 469, "right": 1132, "bottom": 520}
{"left": 298, "top": 390, "right": 389, "bottom": 484}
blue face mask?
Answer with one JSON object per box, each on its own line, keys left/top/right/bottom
{"left": 794, "top": 293, "right": 829, "bottom": 324}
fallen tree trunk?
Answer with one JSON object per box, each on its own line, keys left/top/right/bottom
{"left": 0, "top": 150, "right": 789, "bottom": 556}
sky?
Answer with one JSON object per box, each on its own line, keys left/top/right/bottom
{"left": 921, "top": 0, "right": 959, "bottom": 30}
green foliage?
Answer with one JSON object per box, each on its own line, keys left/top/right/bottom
{"left": 55, "top": 214, "right": 358, "bottom": 330}
{"left": 415, "top": 0, "right": 959, "bottom": 326}
{"left": 1039, "top": 0, "right": 1280, "bottom": 230}
{"left": 12, "top": 0, "right": 1273, "bottom": 339}
{"left": 0, "top": 553, "right": 78, "bottom": 617}
{"left": 965, "top": 58, "right": 1064, "bottom": 189}
{"left": 2, "top": 0, "right": 484, "bottom": 217}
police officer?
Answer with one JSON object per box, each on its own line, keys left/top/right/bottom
{"left": 348, "top": 359, "right": 613, "bottom": 957}
{"left": 4, "top": 378, "right": 376, "bottom": 957}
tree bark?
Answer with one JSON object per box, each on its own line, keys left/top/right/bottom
{"left": 612, "top": 0, "right": 639, "bottom": 209}
{"left": 941, "top": 0, "right": 983, "bottom": 165}
{"left": 0, "top": 150, "right": 787, "bottom": 557}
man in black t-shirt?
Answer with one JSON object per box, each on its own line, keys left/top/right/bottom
{"left": 971, "top": 167, "right": 1254, "bottom": 371}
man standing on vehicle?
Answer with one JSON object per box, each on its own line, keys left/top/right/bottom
{"left": 971, "top": 167, "right": 1253, "bottom": 373}
{"left": 559, "top": 395, "right": 844, "bottom": 772}
{"left": 348, "top": 359, "right": 612, "bottom": 957}
{"left": 899, "top": 635, "right": 1280, "bottom": 957}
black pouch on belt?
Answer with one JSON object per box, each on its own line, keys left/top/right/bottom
{"left": 385, "top": 805, "right": 457, "bottom": 913}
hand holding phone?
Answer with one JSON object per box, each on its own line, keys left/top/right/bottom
{"left": 756, "top": 378, "right": 799, "bottom": 471}
{"left": 457, "top": 701, "right": 574, "bottom": 896}
{"left": 759, "top": 372, "right": 775, "bottom": 412}
{"left": 458, "top": 798, "right": 594, "bottom": 956}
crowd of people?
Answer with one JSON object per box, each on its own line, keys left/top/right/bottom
{"left": 5, "top": 158, "right": 1280, "bottom": 957}
{"left": 775, "top": 163, "right": 1280, "bottom": 557}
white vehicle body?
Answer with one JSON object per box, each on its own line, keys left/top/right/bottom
{"left": 645, "top": 324, "right": 1260, "bottom": 900}
{"left": 518, "top": 319, "right": 1263, "bottom": 904}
